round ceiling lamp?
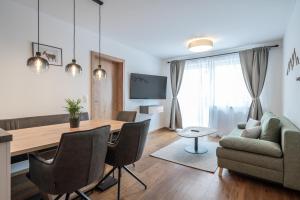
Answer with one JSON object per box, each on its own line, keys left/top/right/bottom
{"left": 65, "top": 0, "right": 82, "bottom": 77}
{"left": 93, "top": 3, "right": 107, "bottom": 80}
{"left": 27, "top": 0, "right": 49, "bottom": 74}
{"left": 187, "top": 38, "right": 213, "bottom": 52}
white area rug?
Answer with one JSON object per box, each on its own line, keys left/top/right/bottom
{"left": 151, "top": 139, "right": 218, "bottom": 173}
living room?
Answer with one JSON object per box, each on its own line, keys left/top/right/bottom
{"left": 0, "top": 0, "right": 300, "bottom": 199}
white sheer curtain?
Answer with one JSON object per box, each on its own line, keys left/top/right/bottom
{"left": 178, "top": 53, "right": 251, "bottom": 136}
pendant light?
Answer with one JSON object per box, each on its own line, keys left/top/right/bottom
{"left": 65, "top": 0, "right": 82, "bottom": 77}
{"left": 27, "top": 0, "right": 49, "bottom": 73}
{"left": 93, "top": 3, "right": 107, "bottom": 80}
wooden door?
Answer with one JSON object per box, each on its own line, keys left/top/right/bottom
{"left": 91, "top": 52, "right": 124, "bottom": 120}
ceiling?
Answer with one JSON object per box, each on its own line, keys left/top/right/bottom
{"left": 13, "top": 0, "right": 296, "bottom": 59}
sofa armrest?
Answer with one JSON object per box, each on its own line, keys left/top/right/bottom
{"left": 283, "top": 130, "right": 300, "bottom": 190}
{"left": 219, "top": 136, "right": 282, "bottom": 158}
{"left": 237, "top": 123, "right": 246, "bottom": 129}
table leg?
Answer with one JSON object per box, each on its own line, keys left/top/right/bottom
{"left": 184, "top": 137, "right": 208, "bottom": 154}
{"left": 194, "top": 137, "right": 198, "bottom": 152}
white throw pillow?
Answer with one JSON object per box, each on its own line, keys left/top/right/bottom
{"left": 241, "top": 126, "right": 261, "bottom": 139}
{"left": 246, "top": 118, "right": 261, "bottom": 129}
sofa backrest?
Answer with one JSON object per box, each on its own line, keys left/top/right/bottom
{"left": 0, "top": 112, "right": 89, "bottom": 131}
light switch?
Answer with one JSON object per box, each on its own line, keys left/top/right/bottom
{"left": 82, "top": 95, "right": 88, "bottom": 104}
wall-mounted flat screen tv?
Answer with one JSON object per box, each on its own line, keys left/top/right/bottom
{"left": 130, "top": 73, "right": 167, "bottom": 99}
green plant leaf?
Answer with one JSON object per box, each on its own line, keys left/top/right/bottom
{"left": 65, "top": 98, "right": 83, "bottom": 119}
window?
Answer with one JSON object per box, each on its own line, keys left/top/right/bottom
{"left": 178, "top": 53, "right": 251, "bottom": 135}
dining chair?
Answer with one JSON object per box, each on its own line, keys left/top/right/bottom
{"left": 110, "top": 111, "right": 137, "bottom": 142}
{"left": 97, "top": 119, "right": 151, "bottom": 200}
{"left": 116, "top": 111, "right": 137, "bottom": 122}
{"left": 27, "top": 126, "right": 110, "bottom": 200}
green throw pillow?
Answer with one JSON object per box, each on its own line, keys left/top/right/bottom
{"left": 260, "top": 114, "right": 281, "bottom": 143}
{"left": 260, "top": 112, "right": 274, "bottom": 124}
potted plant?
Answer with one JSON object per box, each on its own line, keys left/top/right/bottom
{"left": 65, "top": 98, "right": 83, "bottom": 128}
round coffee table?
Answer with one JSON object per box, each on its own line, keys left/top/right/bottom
{"left": 177, "top": 127, "right": 217, "bottom": 154}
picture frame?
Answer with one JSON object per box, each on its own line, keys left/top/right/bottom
{"left": 32, "top": 43, "right": 63, "bottom": 66}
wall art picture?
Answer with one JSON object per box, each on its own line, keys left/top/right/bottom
{"left": 32, "top": 43, "right": 63, "bottom": 66}
{"left": 286, "top": 48, "right": 299, "bottom": 76}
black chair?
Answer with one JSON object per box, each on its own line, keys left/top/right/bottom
{"left": 116, "top": 111, "right": 137, "bottom": 122}
{"left": 97, "top": 119, "right": 151, "bottom": 200}
{"left": 27, "top": 126, "right": 110, "bottom": 200}
{"left": 110, "top": 111, "right": 137, "bottom": 142}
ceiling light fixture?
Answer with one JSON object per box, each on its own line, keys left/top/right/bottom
{"left": 65, "top": 0, "right": 82, "bottom": 77}
{"left": 187, "top": 38, "right": 213, "bottom": 52}
{"left": 93, "top": 1, "right": 107, "bottom": 80}
{"left": 27, "top": 0, "right": 49, "bottom": 74}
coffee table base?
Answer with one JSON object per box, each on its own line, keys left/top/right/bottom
{"left": 184, "top": 137, "right": 208, "bottom": 154}
{"left": 184, "top": 145, "right": 208, "bottom": 154}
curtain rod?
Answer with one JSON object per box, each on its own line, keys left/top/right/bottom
{"left": 91, "top": 0, "right": 103, "bottom": 5}
{"left": 167, "top": 44, "right": 279, "bottom": 63}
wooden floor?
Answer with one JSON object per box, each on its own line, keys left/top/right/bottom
{"left": 90, "top": 129, "right": 300, "bottom": 200}
{"left": 12, "top": 128, "right": 300, "bottom": 200}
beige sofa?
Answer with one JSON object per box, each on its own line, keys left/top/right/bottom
{"left": 217, "top": 112, "right": 300, "bottom": 191}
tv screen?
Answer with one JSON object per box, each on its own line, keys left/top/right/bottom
{"left": 130, "top": 73, "right": 167, "bottom": 99}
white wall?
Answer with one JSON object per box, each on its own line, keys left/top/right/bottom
{"left": 260, "top": 45, "right": 283, "bottom": 116}
{"left": 283, "top": 1, "right": 300, "bottom": 128}
{"left": 0, "top": 0, "right": 165, "bottom": 131}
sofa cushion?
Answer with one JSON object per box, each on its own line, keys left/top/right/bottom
{"left": 229, "top": 128, "right": 243, "bottom": 137}
{"left": 260, "top": 114, "right": 281, "bottom": 143}
{"left": 219, "top": 136, "right": 282, "bottom": 158}
{"left": 246, "top": 118, "right": 260, "bottom": 129}
{"left": 217, "top": 147, "right": 283, "bottom": 171}
{"left": 241, "top": 126, "right": 261, "bottom": 139}
{"left": 260, "top": 112, "right": 274, "bottom": 124}
{"left": 237, "top": 123, "right": 246, "bottom": 129}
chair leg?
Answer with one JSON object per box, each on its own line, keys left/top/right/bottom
{"left": 218, "top": 167, "right": 223, "bottom": 177}
{"left": 75, "top": 190, "right": 91, "bottom": 200}
{"left": 132, "top": 163, "right": 135, "bottom": 168}
{"left": 54, "top": 194, "right": 63, "bottom": 200}
{"left": 96, "top": 166, "right": 117, "bottom": 188}
{"left": 123, "top": 166, "right": 147, "bottom": 189}
{"left": 65, "top": 193, "right": 70, "bottom": 200}
{"left": 117, "top": 167, "right": 122, "bottom": 200}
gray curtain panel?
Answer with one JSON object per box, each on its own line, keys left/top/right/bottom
{"left": 239, "top": 47, "right": 269, "bottom": 120}
{"left": 169, "top": 60, "right": 185, "bottom": 130}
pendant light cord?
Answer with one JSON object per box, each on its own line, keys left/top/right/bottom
{"left": 98, "top": 4, "right": 101, "bottom": 66}
{"left": 73, "top": 0, "right": 76, "bottom": 60}
{"left": 37, "top": 0, "right": 40, "bottom": 52}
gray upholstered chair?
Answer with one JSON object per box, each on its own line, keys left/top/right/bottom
{"left": 116, "top": 111, "right": 137, "bottom": 122}
{"left": 110, "top": 111, "right": 137, "bottom": 142}
{"left": 97, "top": 119, "right": 150, "bottom": 200}
{"left": 27, "top": 126, "right": 110, "bottom": 200}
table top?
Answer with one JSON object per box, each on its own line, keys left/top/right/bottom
{"left": 8, "top": 119, "right": 125, "bottom": 156}
{"left": 176, "top": 127, "right": 217, "bottom": 138}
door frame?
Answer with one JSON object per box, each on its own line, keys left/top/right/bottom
{"left": 90, "top": 51, "right": 125, "bottom": 119}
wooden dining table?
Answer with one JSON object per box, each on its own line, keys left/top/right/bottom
{"left": 8, "top": 119, "right": 125, "bottom": 156}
